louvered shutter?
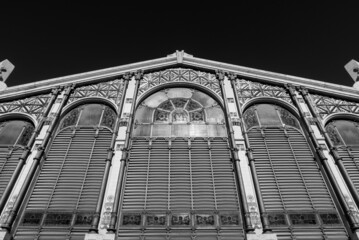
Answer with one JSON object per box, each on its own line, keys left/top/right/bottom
{"left": 119, "top": 137, "right": 244, "bottom": 240}
{"left": 0, "top": 147, "right": 23, "bottom": 199}
{"left": 14, "top": 127, "right": 112, "bottom": 239}
{"left": 248, "top": 127, "right": 348, "bottom": 240}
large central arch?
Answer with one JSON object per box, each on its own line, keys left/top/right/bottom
{"left": 118, "top": 87, "right": 245, "bottom": 239}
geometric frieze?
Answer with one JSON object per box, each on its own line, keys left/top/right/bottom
{"left": 310, "top": 93, "right": 359, "bottom": 119}
{"left": 233, "top": 79, "right": 292, "bottom": 106}
{"left": 69, "top": 78, "right": 126, "bottom": 105}
{"left": 138, "top": 68, "right": 221, "bottom": 99}
{"left": 0, "top": 93, "right": 51, "bottom": 120}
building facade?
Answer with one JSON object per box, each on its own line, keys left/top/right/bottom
{"left": 0, "top": 51, "right": 359, "bottom": 240}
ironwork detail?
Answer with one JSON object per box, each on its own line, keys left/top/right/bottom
{"left": 310, "top": 93, "right": 359, "bottom": 118}
{"left": 69, "top": 78, "right": 126, "bottom": 105}
{"left": 196, "top": 214, "right": 215, "bottom": 226}
{"left": 319, "top": 213, "right": 341, "bottom": 225}
{"left": 146, "top": 215, "right": 166, "bottom": 226}
{"left": 75, "top": 212, "right": 93, "bottom": 226}
{"left": 22, "top": 212, "right": 44, "bottom": 226}
{"left": 44, "top": 213, "right": 73, "bottom": 226}
{"left": 17, "top": 123, "right": 35, "bottom": 146}
{"left": 122, "top": 214, "right": 141, "bottom": 226}
{"left": 289, "top": 213, "right": 317, "bottom": 225}
{"left": 233, "top": 79, "right": 292, "bottom": 106}
{"left": 268, "top": 213, "right": 287, "bottom": 226}
{"left": 243, "top": 107, "right": 258, "bottom": 129}
{"left": 279, "top": 108, "right": 300, "bottom": 129}
{"left": 62, "top": 108, "right": 80, "bottom": 128}
{"left": 138, "top": 68, "right": 221, "bottom": 99}
{"left": 326, "top": 124, "right": 343, "bottom": 146}
{"left": 101, "top": 106, "right": 116, "bottom": 129}
{"left": 220, "top": 214, "right": 240, "bottom": 225}
{"left": 189, "top": 110, "right": 204, "bottom": 122}
{"left": 0, "top": 93, "right": 51, "bottom": 120}
{"left": 171, "top": 214, "right": 190, "bottom": 226}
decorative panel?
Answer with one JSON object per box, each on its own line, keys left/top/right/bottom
{"left": 0, "top": 93, "right": 51, "bottom": 120}
{"left": 119, "top": 137, "right": 244, "bottom": 239}
{"left": 14, "top": 127, "right": 112, "bottom": 239}
{"left": 69, "top": 78, "right": 126, "bottom": 105}
{"left": 310, "top": 93, "right": 359, "bottom": 118}
{"left": 138, "top": 69, "right": 221, "bottom": 99}
{"left": 233, "top": 79, "right": 292, "bottom": 106}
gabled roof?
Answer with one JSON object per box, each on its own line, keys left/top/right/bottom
{"left": 0, "top": 51, "right": 357, "bottom": 100}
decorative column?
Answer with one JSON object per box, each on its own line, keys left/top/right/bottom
{"left": 287, "top": 84, "right": 359, "bottom": 232}
{"left": 0, "top": 84, "right": 74, "bottom": 232}
{"left": 88, "top": 74, "right": 130, "bottom": 233}
{"left": 107, "top": 70, "right": 143, "bottom": 233}
{"left": 0, "top": 87, "right": 60, "bottom": 214}
{"left": 228, "top": 73, "right": 272, "bottom": 234}
{"left": 216, "top": 70, "right": 255, "bottom": 234}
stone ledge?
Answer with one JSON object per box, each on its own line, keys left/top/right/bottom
{"left": 84, "top": 233, "right": 115, "bottom": 240}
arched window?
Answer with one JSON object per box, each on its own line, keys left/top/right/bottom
{"left": 0, "top": 120, "right": 34, "bottom": 146}
{"left": 0, "top": 119, "right": 34, "bottom": 214}
{"left": 133, "top": 88, "right": 226, "bottom": 137}
{"left": 326, "top": 119, "right": 359, "bottom": 146}
{"left": 14, "top": 103, "right": 116, "bottom": 239}
{"left": 243, "top": 103, "right": 347, "bottom": 239}
{"left": 326, "top": 119, "right": 359, "bottom": 200}
{"left": 120, "top": 88, "right": 244, "bottom": 239}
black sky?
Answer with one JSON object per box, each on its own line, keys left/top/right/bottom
{"left": 2, "top": 2, "right": 358, "bottom": 88}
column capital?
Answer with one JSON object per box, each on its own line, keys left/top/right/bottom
{"left": 215, "top": 70, "right": 225, "bottom": 81}
{"left": 134, "top": 70, "right": 144, "bottom": 81}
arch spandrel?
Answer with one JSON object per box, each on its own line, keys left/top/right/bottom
{"left": 0, "top": 93, "right": 51, "bottom": 120}
{"left": 138, "top": 68, "right": 222, "bottom": 101}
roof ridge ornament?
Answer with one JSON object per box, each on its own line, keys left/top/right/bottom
{"left": 167, "top": 50, "right": 193, "bottom": 64}
{"left": 344, "top": 59, "right": 359, "bottom": 90}
{"left": 0, "top": 59, "right": 15, "bottom": 91}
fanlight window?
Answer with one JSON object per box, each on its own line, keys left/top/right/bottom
{"left": 0, "top": 120, "right": 34, "bottom": 146}
{"left": 326, "top": 119, "right": 359, "bottom": 146}
{"left": 60, "top": 103, "right": 116, "bottom": 130}
{"left": 133, "top": 88, "right": 226, "bottom": 137}
{"left": 243, "top": 103, "right": 300, "bottom": 130}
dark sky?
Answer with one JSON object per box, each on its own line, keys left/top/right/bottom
{"left": 2, "top": 2, "right": 358, "bottom": 88}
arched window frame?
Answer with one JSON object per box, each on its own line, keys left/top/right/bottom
{"left": 325, "top": 118, "right": 359, "bottom": 147}
{"left": 243, "top": 103, "right": 301, "bottom": 131}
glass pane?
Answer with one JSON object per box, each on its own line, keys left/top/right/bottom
{"left": 206, "top": 106, "right": 224, "bottom": 124}
{"left": 207, "top": 124, "right": 227, "bottom": 137}
{"left": 17, "top": 123, "right": 35, "bottom": 146}
{"left": 289, "top": 213, "right": 317, "bottom": 225}
{"left": 154, "top": 110, "right": 170, "bottom": 123}
{"left": 192, "top": 90, "right": 216, "bottom": 108}
{"left": 0, "top": 120, "right": 29, "bottom": 145}
{"left": 171, "top": 99, "right": 187, "bottom": 108}
{"left": 143, "top": 91, "right": 168, "bottom": 108}
{"left": 167, "top": 88, "right": 192, "bottom": 99}
{"left": 326, "top": 124, "right": 343, "bottom": 146}
{"left": 279, "top": 108, "right": 300, "bottom": 129}
{"left": 78, "top": 104, "right": 103, "bottom": 126}
{"left": 189, "top": 124, "right": 207, "bottom": 137}
{"left": 256, "top": 104, "right": 281, "bottom": 125}
{"left": 152, "top": 124, "right": 171, "bottom": 137}
{"left": 135, "top": 105, "right": 154, "bottom": 123}
{"left": 243, "top": 107, "right": 259, "bottom": 129}
{"left": 186, "top": 100, "right": 202, "bottom": 111}
{"left": 132, "top": 125, "right": 151, "bottom": 137}
{"left": 335, "top": 120, "right": 359, "bottom": 145}
{"left": 101, "top": 106, "right": 116, "bottom": 129}
{"left": 62, "top": 108, "right": 80, "bottom": 128}
{"left": 189, "top": 110, "right": 205, "bottom": 122}
{"left": 172, "top": 110, "right": 188, "bottom": 123}
{"left": 172, "top": 125, "right": 189, "bottom": 137}
{"left": 158, "top": 100, "right": 174, "bottom": 111}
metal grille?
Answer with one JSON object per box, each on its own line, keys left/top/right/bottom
{"left": 248, "top": 127, "right": 348, "bottom": 239}
{"left": 14, "top": 127, "right": 112, "bottom": 239}
{"left": 0, "top": 147, "right": 23, "bottom": 200}
{"left": 119, "top": 137, "right": 244, "bottom": 239}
